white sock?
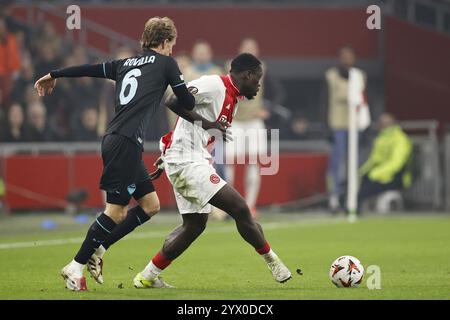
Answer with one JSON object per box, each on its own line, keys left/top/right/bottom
{"left": 245, "top": 164, "right": 261, "bottom": 208}
{"left": 95, "top": 245, "right": 106, "bottom": 259}
{"left": 261, "top": 249, "right": 279, "bottom": 264}
{"left": 69, "top": 259, "right": 85, "bottom": 276}
{"left": 141, "top": 261, "right": 162, "bottom": 280}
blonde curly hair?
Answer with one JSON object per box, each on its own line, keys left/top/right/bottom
{"left": 140, "top": 16, "right": 177, "bottom": 51}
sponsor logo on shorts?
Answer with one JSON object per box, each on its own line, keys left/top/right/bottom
{"left": 127, "top": 183, "right": 136, "bottom": 195}
{"left": 210, "top": 174, "right": 220, "bottom": 184}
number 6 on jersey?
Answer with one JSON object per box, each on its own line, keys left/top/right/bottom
{"left": 120, "top": 68, "right": 142, "bottom": 105}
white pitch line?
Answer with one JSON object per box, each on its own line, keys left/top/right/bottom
{"left": 0, "top": 218, "right": 345, "bottom": 250}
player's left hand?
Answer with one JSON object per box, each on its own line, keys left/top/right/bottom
{"left": 34, "top": 73, "right": 56, "bottom": 97}
{"left": 149, "top": 157, "right": 165, "bottom": 180}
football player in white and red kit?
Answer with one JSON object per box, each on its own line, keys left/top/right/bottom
{"left": 132, "top": 53, "right": 292, "bottom": 288}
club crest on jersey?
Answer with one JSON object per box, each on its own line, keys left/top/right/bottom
{"left": 210, "top": 174, "right": 220, "bottom": 184}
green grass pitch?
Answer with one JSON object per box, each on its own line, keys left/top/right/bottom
{"left": 0, "top": 213, "right": 449, "bottom": 300}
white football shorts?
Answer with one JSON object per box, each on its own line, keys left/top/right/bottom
{"left": 164, "top": 161, "right": 227, "bottom": 214}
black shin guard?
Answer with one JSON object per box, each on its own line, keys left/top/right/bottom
{"left": 74, "top": 213, "right": 116, "bottom": 264}
{"left": 102, "top": 206, "right": 150, "bottom": 250}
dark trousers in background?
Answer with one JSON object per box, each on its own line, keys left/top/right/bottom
{"left": 358, "top": 174, "right": 403, "bottom": 205}
{"left": 328, "top": 130, "right": 348, "bottom": 198}
{"left": 0, "top": 75, "right": 12, "bottom": 109}
{"left": 340, "top": 173, "right": 404, "bottom": 213}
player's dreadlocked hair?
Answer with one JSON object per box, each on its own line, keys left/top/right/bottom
{"left": 230, "top": 53, "right": 262, "bottom": 74}
{"left": 141, "top": 17, "right": 177, "bottom": 51}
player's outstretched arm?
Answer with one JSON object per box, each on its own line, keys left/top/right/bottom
{"left": 34, "top": 63, "right": 117, "bottom": 96}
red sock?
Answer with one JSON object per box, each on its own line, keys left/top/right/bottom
{"left": 152, "top": 251, "right": 172, "bottom": 270}
{"left": 256, "top": 242, "right": 271, "bottom": 255}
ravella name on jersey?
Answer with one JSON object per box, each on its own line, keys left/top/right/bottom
{"left": 123, "top": 55, "right": 156, "bottom": 67}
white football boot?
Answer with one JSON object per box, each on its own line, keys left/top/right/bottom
{"left": 60, "top": 264, "right": 87, "bottom": 291}
{"left": 262, "top": 250, "right": 292, "bottom": 283}
{"left": 267, "top": 259, "right": 292, "bottom": 283}
{"left": 133, "top": 272, "right": 174, "bottom": 289}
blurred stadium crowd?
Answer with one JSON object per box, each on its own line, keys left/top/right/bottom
{"left": 0, "top": 10, "right": 297, "bottom": 143}
{"left": 0, "top": 13, "right": 106, "bottom": 142}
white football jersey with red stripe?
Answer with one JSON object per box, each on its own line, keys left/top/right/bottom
{"left": 161, "top": 74, "right": 241, "bottom": 164}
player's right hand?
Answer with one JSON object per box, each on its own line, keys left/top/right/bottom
{"left": 34, "top": 73, "right": 56, "bottom": 97}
